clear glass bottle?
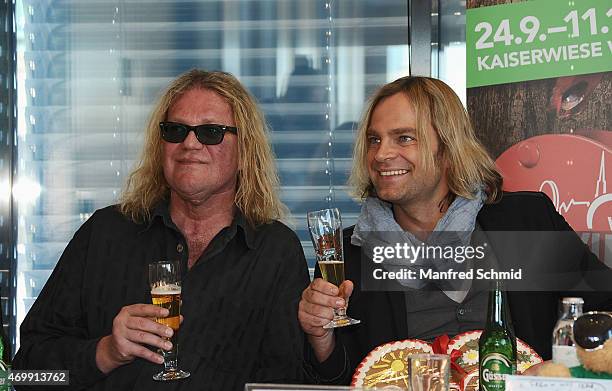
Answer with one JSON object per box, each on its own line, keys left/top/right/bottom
{"left": 552, "top": 297, "right": 584, "bottom": 368}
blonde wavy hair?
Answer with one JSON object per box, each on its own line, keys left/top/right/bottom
{"left": 119, "top": 69, "right": 286, "bottom": 226}
{"left": 349, "top": 76, "right": 502, "bottom": 204}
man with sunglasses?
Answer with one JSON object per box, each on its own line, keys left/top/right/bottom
{"left": 13, "top": 70, "right": 310, "bottom": 390}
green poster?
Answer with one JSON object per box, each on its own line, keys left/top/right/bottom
{"left": 467, "top": 0, "right": 612, "bottom": 87}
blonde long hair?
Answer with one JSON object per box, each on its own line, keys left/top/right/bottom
{"left": 120, "top": 69, "right": 286, "bottom": 226}
{"left": 349, "top": 76, "right": 502, "bottom": 203}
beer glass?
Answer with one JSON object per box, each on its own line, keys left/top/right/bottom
{"left": 148, "top": 260, "right": 190, "bottom": 381}
{"left": 409, "top": 354, "right": 450, "bottom": 391}
{"left": 307, "top": 208, "right": 360, "bottom": 329}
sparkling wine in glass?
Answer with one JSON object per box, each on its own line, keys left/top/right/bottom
{"left": 307, "top": 208, "right": 360, "bottom": 329}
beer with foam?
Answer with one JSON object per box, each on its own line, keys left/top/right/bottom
{"left": 151, "top": 284, "right": 181, "bottom": 331}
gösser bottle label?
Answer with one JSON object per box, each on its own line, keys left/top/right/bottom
{"left": 480, "top": 353, "right": 513, "bottom": 391}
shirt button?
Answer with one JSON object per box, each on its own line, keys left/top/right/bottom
{"left": 176, "top": 243, "right": 184, "bottom": 253}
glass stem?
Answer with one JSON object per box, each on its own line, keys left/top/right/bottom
{"left": 334, "top": 307, "right": 347, "bottom": 318}
{"left": 162, "top": 334, "right": 179, "bottom": 372}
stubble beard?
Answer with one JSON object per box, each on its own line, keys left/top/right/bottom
{"left": 374, "top": 166, "right": 445, "bottom": 209}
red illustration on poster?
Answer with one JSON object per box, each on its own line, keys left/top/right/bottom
{"left": 467, "top": 0, "right": 611, "bottom": 266}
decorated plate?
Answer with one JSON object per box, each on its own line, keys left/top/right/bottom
{"left": 351, "top": 339, "right": 433, "bottom": 389}
{"left": 460, "top": 369, "right": 479, "bottom": 391}
{"left": 446, "top": 330, "right": 543, "bottom": 375}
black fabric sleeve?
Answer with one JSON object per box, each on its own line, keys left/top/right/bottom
{"left": 253, "top": 228, "right": 311, "bottom": 384}
{"left": 303, "top": 336, "right": 351, "bottom": 384}
{"left": 12, "top": 214, "right": 107, "bottom": 390}
{"left": 540, "top": 194, "right": 612, "bottom": 310}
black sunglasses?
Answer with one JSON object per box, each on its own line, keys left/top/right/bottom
{"left": 573, "top": 311, "right": 612, "bottom": 351}
{"left": 159, "top": 122, "right": 238, "bottom": 145}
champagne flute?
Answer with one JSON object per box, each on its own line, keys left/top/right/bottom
{"left": 148, "top": 260, "right": 190, "bottom": 381}
{"left": 307, "top": 208, "right": 360, "bottom": 329}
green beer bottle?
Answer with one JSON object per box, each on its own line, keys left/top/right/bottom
{"left": 479, "top": 280, "right": 517, "bottom": 391}
{"left": 0, "top": 303, "right": 9, "bottom": 391}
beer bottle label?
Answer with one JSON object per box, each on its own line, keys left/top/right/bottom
{"left": 480, "top": 353, "right": 513, "bottom": 391}
{"left": 0, "top": 360, "right": 8, "bottom": 391}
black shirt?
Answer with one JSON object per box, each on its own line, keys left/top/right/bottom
{"left": 13, "top": 203, "right": 310, "bottom": 390}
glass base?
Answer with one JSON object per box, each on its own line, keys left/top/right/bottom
{"left": 152, "top": 369, "right": 191, "bottom": 381}
{"left": 323, "top": 316, "right": 361, "bottom": 329}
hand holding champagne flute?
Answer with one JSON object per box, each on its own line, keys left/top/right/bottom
{"left": 148, "top": 260, "right": 190, "bottom": 381}
{"left": 307, "top": 208, "right": 360, "bottom": 329}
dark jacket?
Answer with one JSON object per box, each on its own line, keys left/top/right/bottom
{"left": 306, "top": 192, "right": 612, "bottom": 384}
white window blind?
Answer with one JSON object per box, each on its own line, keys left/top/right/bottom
{"left": 14, "top": 0, "right": 409, "bottom": 345}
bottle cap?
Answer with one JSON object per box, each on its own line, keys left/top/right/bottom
{"left": 562, "top": 297, "right": 584, "bottom": 304}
